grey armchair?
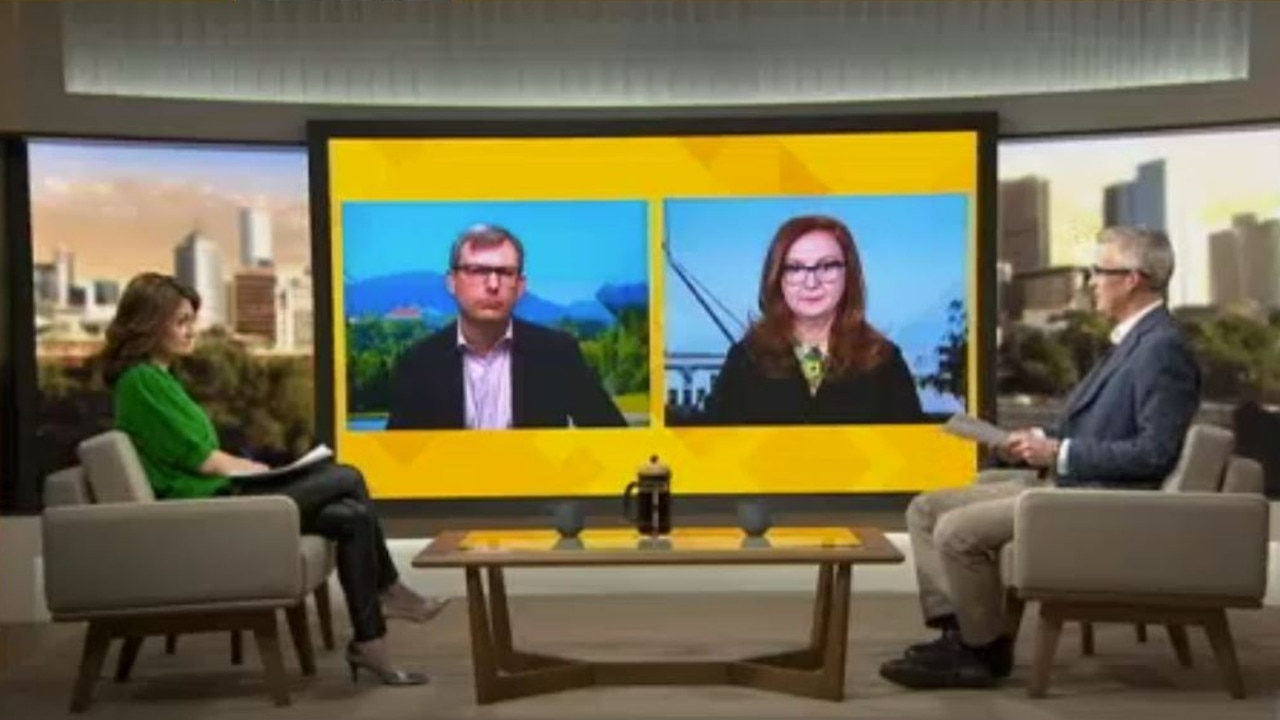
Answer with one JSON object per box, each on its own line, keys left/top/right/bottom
{"left": 997, "top": 425, "right": 1270, "bottom": 698}
{"left": 42, "top": 431, "right": 335, "bottom": 711}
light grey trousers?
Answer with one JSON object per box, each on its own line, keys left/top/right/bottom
{"left": 906, "top": 476, "right": 1040, "bottom": 646}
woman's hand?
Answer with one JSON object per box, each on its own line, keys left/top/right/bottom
{"left": 232, "top": 458, "right": 271, "bottom": 475}
{"left": 200, "top": 449, "right": 270, "bottom": 476}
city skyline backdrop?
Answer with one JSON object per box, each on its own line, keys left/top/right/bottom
{"left": 27, "top": 139, "right": 314, "bottom": 354}
{"left": 27, "top": 139, "right": 311, "bottom": 289}
{"left": 999, "top": 125, "right": 1280, "bottom": 311}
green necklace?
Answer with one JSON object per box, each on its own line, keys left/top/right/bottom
{"left": 794, "top": 344, "right": 826, "bottom": 395}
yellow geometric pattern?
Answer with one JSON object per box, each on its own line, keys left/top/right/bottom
{"left": 454, "top": 527, "right": 862, "bottom": 553}
{"left": 327, "top": 131, "right": 981, "bottom": 499}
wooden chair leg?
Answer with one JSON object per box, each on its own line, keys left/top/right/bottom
{"left": 1029, "top": 607, "right": 1063, "bottom": 698}
{"left": 1135, "top": 623, "right": 1148, "bottom": 643}
{"left": 1166, "top": 624, "right": 1193, "bottom": 667}
{"left": 164, "top": 634, "right": 177, "bottom": 654}
{"left": 1203, "top": 609, "right": 1245, "bottom": 699}
{"left": 70, "top": 622, "right": 112, "bottom": 713}
{"left": 1080, "top": 621, "right": 1095, "bottom": 656}
{"left": 314, "top": 583, "right": 336, "bottom": 651}
{"left": 231, "top": 630, "right": 244, "bottom": 666}
{"left": 284, "top": 604, "right": 317, "bottom": 677}
{"left": 250, "top": 612, "right": 291, "bottom": 707}
{"left": 113, "top": 636, "right": 143, "bottom": 683}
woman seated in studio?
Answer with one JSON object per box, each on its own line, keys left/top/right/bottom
{"left": 102, "top": 272, "right": 444, "bottom": 687}
{"left": 700, "top": 214, "right": 924, "bottom": 425}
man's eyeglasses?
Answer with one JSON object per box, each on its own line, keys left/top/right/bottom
{"left": 782, "top": 260, "right": 846, "bottom": 287}
{"left": 1086, "top": 265, "right": 1148, "bottom": 280}
{"left": 453, "top": 264, "right": 521, "bottom": 284}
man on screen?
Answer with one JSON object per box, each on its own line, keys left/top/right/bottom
{"left": 385, "top": 223, "right": 627, "bottom": 430}
{"left": 879, "top": 226, "right": 1201, "bottom": 690}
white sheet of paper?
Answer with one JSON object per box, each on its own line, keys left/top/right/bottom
{"left": 228, "top": 444, "right": 334, "bottom": 479}
{"left": 942, "top": 413, "right": 1011, "bottom": 446}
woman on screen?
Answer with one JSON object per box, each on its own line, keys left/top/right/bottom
{"left": 701, "top": 214, "right": 924, "bottom": 425}
{"left": 102, "top": 273, "right": 442, "bottom": 687}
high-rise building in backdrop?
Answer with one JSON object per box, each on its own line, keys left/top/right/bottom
{"left": 92, "top": 280, "right": 120, "bottom": 307}
{"left": 1103, "top": 159, "right": 1167, "bottom": 232}
{"left": 1209, "top": 227, "right": 1245, "bottom": 307}
{"left": 239, "top": 207, "right": 274, "bottom": 269}
{"left": 276, "top": 269, "right": 313, "bottom": 352}
{"left": 174, "top": 231, "right": 225, "bottom": 330}
{"left": 232, "top": 268, "right": 277, "bottom": 343}
{"left": 998, "top": 176, "right": 1050, "bottom": 274}
{"left": 32, "top": 262, "right": 57, "bottom": 305}
{"left": 54, "top": 247, "right": 74, "bottom": 308}
{"left": 1209, "top": 213, "right": 1280, "bottom": 309}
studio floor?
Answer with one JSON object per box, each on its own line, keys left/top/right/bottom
{"left": 1, "top": 593, "right": 1277, "bottom": 720}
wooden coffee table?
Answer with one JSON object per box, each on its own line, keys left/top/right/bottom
{"left": 412, "top": 526, "right": 903, "bottom": 703}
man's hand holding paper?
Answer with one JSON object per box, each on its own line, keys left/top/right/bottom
{"left": 1006, "top": 429, "right": 1060, "bottom": 468}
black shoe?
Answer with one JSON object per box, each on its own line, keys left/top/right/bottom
{"left": 903, "top": 631, "right": 1013, "bottom": 679}
{"left": 879, "top": 644, "right": 998, "bottom": 690}
{"left": 976, "top": 636, "right": 1015, "bottom": 679}
{"left": 904, "top": 628, "right": 961, "bottom": 661}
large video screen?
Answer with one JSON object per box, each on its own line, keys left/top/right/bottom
{"left": 313, "top": 118, "right": 993, "bottom": 499}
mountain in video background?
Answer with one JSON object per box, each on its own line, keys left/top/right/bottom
{"left": 345, "top": 271, "right": 647, "bottom": 326}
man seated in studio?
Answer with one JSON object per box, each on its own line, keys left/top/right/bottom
{"left": 879, "top": 225, "right": 1202, "bottom": 689}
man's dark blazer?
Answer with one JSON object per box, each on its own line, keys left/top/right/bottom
{"left": 385, "top": 318, "right": 627, "bottom": 430}
{"left": 1048, "top": 305, "right": 1201, "bottom": 489}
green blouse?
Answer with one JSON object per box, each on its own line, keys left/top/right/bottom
{"left": 112, "top": 363, "right": 228, "bottom": 499}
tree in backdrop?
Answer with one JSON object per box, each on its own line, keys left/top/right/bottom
{"left": 575, "top": 307, "right": 649, "bottom": 396}
{"left": 176, "top": 328, "right": 315, "bottom": 463}
{"left": 1175, "top": 308, "right": 1280, "bottom": 403}
{"left": 35, "top": 329, "right": 316, "bottom": 481}
{"left": 997, "top": 307, "right": 1280, "bottom": 404}
{"left": 1053, "top": 309, "right": 1111, "bottom": 375}
{"left": 997, "top": 324, "right": 1078, "bottom": 396}
{"left": 917, "top": 299, "right": 967, "bottom": 403}
{"left": 345, "top": 317, "right": 435, "bottom": 414}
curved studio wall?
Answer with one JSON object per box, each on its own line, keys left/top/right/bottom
{"left": 0, "top": 0, "right": 1273, "bottom": 142}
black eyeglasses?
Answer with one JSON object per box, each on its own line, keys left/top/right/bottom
{"left": 453, "top": 264, "right": 521, "bottom": 283}
{"left": 782, "top": 260, "right": 846, "bottom": 286}
{"left": 1086, "top": 264, "right": 1147, "bottom": 279}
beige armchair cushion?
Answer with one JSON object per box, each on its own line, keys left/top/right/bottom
{"left": 976, "top": 468, "right": 1039, "bottom": 485}
{"left": 1222, "top": 456, "right": 1265, "bottom": 495}
{"left": 1012, "top": 488, "right": 1269, "bottom": 599}
{"left": 1000, "top": 543, "right": 1016, "bottom": 587}
{"left": 299, "top": 536, "right": 334, "bottom": 595}
{"left": 999, "top": 424, "right": 1242, "bottom": 585}
{"left": 43, "top": 496, "right": 306, "bottom": 618}
{"left": 77, "top": 431, "right": 156, "bottom": 504}
{"left": 45, "top": 467, "right": 93, "bottom": 507}
{"left": 1161, "top": 424, "right": 1234, "bottom": 493}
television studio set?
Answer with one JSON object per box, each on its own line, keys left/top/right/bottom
{"left": 1, "top": 1, "right": 1280, "bottom": 718}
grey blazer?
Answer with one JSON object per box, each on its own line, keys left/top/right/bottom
{"left": 1050, "top": 306, "right": 1201, "bottom": 489}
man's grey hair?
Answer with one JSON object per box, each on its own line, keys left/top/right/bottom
{"left": 1097, "top": 225, "right": 1175, "bottom": 292}
{"left": 448, "top": 223, "right": 525, "bottom": 272}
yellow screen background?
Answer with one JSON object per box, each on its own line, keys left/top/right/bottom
{"left": 327, "top": 131, "right": 981, "bottom": 498}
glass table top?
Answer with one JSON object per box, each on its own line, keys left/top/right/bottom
{"left": 457, "top": 527, "right": 862, "bottom": 553}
